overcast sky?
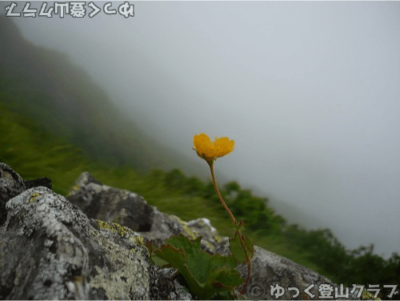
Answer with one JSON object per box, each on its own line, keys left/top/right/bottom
{"left": 2, "top": 1, "right": 400, "bottom": 258}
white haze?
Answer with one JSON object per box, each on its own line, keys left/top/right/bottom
{"left": 2, "top": 2, "right": 400, "bottom": 258}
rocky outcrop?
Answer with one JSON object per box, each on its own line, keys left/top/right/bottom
{"left": 66, "top": 172, "right": 154, "bottom": 232}
{"left": 0, "top": 162, "right": 51, "bottom": 226}
{"left": 0, "top": 185, "right": 191, "bottom": 300}
{"left": 0, "top": 164, "right": 365, "bottom": 300}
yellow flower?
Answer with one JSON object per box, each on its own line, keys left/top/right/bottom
{"left": 193, "top": 133, "right": 235, "bottom": 164}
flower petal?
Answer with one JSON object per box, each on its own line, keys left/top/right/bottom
{"left": 193, "top": 133, "right": 234, "bottom": 162}
{"left": 214, "top": 137, "right": 235, "bottom": 157}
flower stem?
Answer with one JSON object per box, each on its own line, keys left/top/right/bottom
{"left": 236, "top": 230, "right": 252, "bottom": 294}
{"left": 209, "top": 163, "right": 236, "bottom": 225}
{"left": 208, "top": 162, "right": 251, "bottom": 295}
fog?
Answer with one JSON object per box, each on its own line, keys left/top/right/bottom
{"left": 2, "top": 2, "right": 400, "bottom": 258}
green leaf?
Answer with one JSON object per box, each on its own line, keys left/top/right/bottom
{"left": 229, "top": 232, "right": 254, "bottom": 263}
{"left": 152, "top": 255, "right": 171, "bottom": 267}
{"left": 235, "top": 220, "right": 244, "bottom": 231}
{"left": 154, "top": 234, "right": 243, "bottom": 299}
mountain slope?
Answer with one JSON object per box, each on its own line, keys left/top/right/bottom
{"left": 0, "top": 16, "right": 206, "bottom": 176}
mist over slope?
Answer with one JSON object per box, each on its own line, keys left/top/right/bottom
{"left": 0, "top": 17, "right": 207, "bottom": 177}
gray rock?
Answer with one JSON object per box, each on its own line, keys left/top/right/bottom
{"left": 0, "top": 187, "right": 150, "bottom": 300}
{"left": 67, "top": 172, "right": 154, "bottom": 232}
{"left": 236, "top": 246, "right": 362, "bottom": 300}
{"left": 0, "top": 163, "right": 27, "bottom": 226}
{"left": 140, "top": 208, "right": 198, "bottom": 247}
{"left": 0, "top": 163, "right": 51, "bottom": 226}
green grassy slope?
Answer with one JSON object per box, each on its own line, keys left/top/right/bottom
{"left": 0, "top": 16, "right": 206, "bottom": 176}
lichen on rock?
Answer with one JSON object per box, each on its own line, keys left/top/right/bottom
{"left": 0, "top": 162, "right": 51, "bottom": 226}
{"left": 0, "top": 186, "right": 151, "bottom": 300}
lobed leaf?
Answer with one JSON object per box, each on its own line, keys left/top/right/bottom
{"left": 154, "top": 234, "right": 243, "bottom": 299}
{"left": 229, "top": 232, "right": 254, "bottom": 264}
